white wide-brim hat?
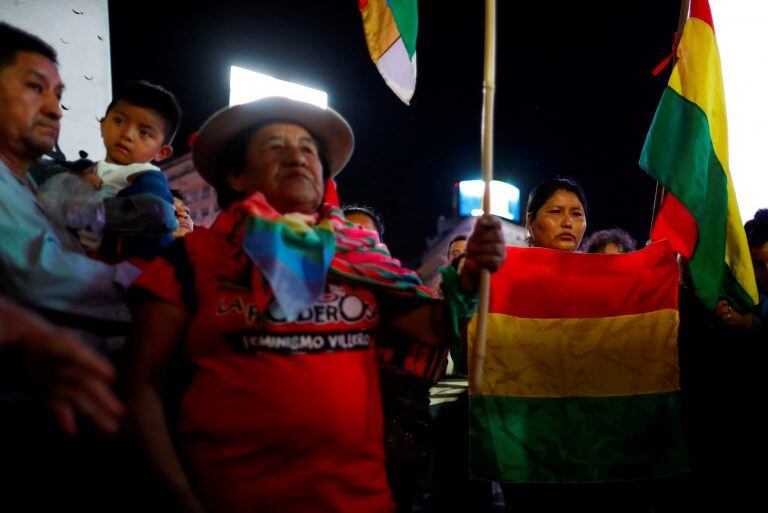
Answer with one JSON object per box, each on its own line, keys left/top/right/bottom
{"left": 192, "top": 96, "right": 354, "bottom": 185}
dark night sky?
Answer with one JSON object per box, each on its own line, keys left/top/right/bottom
{"left": 109, "top": 0, "right": 679, "bottom": 264}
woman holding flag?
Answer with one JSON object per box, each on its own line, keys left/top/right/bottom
{"left": 124, "top": 96, "right": 505, "bottom": 513}
{"left": 470, "top": 177, "right": 688, "bottom": 512}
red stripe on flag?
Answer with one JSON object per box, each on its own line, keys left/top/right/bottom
{"left": 690, "top": 0, "right": 714, "bottom": 31}
{"left": 359, "top": 0, "right": 369, "bottom": 11}
{"left": 651, "top": 192, "right": 698, "bottom": 259}
{"left": 488, "top": 242, "right": 679, "bottom": 319}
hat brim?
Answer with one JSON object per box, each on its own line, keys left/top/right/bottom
{"left": 192, "top": 96, "right": 354, "bottom": 185}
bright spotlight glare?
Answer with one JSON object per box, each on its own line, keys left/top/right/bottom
{"left": 229, "top": 65, "right": 328, "bottom": 108}
{"left": 710, "top": 1, "right": 768, "bottom": 222}
{"left": 458, "top": 179, "right": 521, "bottom": 221}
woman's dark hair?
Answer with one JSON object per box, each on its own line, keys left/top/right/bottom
{"left": 582, "top": 228, "right": 637, "bottom": 254}
{"left": 213, "top": 122, "right": 331, "bottom": 210}
{"left": 342, "top": 205, "right": 385, "bottom": 240}
{"left": 745, "top": 209, "right": 768, "bottom": 248}
{"left": 526, "top": 178, "right": 588, "bottom": 220}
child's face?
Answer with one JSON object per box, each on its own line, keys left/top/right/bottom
{"left": 100, "top": 100, "right": 172, "bottom": 165}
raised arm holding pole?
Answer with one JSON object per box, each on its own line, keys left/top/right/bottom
{"left": 470, "top": 0, "right": 497, "bottom": 394}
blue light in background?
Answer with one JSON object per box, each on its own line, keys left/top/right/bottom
{"left": 458, "top": 179, "right": 520, "bottom": 221}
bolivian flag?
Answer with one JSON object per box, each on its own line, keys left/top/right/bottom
{"left": 640, "top": 0, "right": 758, "bottom": 312}
{"left": 468, "top": 242, "right": 688, "bottom": 482}
{"left": 359, "top": 0, "right": 417, "bottom": 104}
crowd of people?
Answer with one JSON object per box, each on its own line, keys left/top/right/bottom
{"left": 1, "top": 21, "right": 766, "bottom": 513}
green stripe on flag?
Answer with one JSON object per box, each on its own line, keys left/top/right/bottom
{"left": 469, "top": 393, "right": 688, "bottom": 483}
{"left": 388, "top": 0, "right": 418, "bottom": 59}
{"left": 639, "top": 87, "right": 744, "bottom": 310}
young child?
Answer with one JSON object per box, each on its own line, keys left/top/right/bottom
{"left": 40, "top": 81, "right": 182, "bottom": 260}
{"left": 91, "top": 80, "right": 178, "bottom": 194}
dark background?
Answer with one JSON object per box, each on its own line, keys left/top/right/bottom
{"left": 109, "top": 0, "right": 679, "bottom": 264}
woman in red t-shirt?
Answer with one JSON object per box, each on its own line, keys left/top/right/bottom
{"left": 125, "top": 97, "right": 506, "bottom": 513}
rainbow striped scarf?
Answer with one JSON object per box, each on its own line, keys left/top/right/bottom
{"left": 239, "top": 193, "right": 433, "bottom": 320}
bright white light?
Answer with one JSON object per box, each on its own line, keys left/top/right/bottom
{"left": 710, "top": 1, "right": 768, "bottom": 222}
{"left": 458, "top": 179, "right": 521, "bottom": 221}
{"left": 229, "top": 65, "right": 328, "bottom": 108}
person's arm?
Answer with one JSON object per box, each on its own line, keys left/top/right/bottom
{"left": 0, "top": 189, "right": 137, "bottom": 322}
{"left": 0, "top": 296, "right": 123, "bottom": 434}
{"left": 716, "top": 298, "right": 768, "bottom": 343}
{"left": 125, "top": 295, "right": 206, "bottom": 513}
{"left": 107, "top": 171, "right": 178, "bottom": 238}
{"left": 387, "top": 215, "right": 505, "bottom": 343}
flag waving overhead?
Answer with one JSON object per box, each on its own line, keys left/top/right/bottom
{"left": 468, "top": 243, "right": 688, "bottom": 483}
{"left": 640, "top": 0, "right": 758, "bottom": 312}
{"left": 359, "top": 0, "right": 418, "bottom": 104}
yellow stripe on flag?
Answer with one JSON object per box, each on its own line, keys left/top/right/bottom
{"left": 468, "top": 310, "right": 680, "bottom": 398}
{"left": 361, "top": 0, "right": 400, "bottom": 63}
{"left": 669, "top": 18, "right": 758, "bottom": 303}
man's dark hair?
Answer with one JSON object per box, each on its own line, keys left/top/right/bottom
{"left": 107, "top": 81, "right": 181, "bottom": 144}
{"left": 582, "top": 228, "right": 637, "bottom": 254}
{"left": 0, "top": 23, "right": 57, "bottom": 72}
{"left": 745, "top": 209, "right": 768, "bottom": 248}
{"left": 526, "top": 178, "right": 588, "bottom": 221}
{"left": 342, "top": 205, "right": 385, "bottom": 240}
{"left": 447, "top": 234, "right": 468, "bottom": 258}
{"left": 213, "top": 123, "right": 331, "bottom": 210}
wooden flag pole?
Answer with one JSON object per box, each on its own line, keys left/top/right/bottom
{"left": 470, "top": 0, "right": 497, "bottom": 395}
{"left": 649, "top": 0, "right": 691, "bottom": 238}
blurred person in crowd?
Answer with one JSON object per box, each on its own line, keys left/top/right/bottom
{"left": 344, "top": 204, "right": 449, "bottom": 512}
{"left": 343, "top": 204, "right": 384, "bottom": 241}
{"left": 0, "top": 295, "right": 123, "bottom": 435}
{"left": 171, "top": 188, "right": 194, "bottom": 238}
{"left": 447, "top": 234, "right": 468, "bottom": 264}
{"left": 715, "top": 208, "right": 768, "bottom": 338}
{"left": 583, "top": 227, "right": 637, "bottom": 254}
{"left": 430, "top": 230, "right": 491, "bottom": 513}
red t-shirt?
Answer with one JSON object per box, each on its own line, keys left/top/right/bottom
{"left": 132, "top": 210, "right": 394, "bottom": 513}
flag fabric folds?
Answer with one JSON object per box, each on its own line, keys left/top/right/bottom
{"left": 468, "top": 242, "right": 689, "bottom": 483}
{"left": 238, "top": 192, "right": 433, "bottom": 321}
{"left": 640, "top": 0, "right": 758, "bottom": 312}
{"left": 359, "top": 0, "right": 418, "bottom": 104}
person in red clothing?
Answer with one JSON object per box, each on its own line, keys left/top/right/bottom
{"left": 125, "top": 97, "right": 505, "bottom": 513}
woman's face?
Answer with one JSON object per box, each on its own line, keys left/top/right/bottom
{"left": 526, "top": 189, "right": 586, "bottom": 251}
{"left": 172, "top": 197, "right": 193, "bottom": 238}
{"left": 751, "top": 242, "right": 768, "bottom": 293}
{"left": 226, "top": 122, "right": 325, "bottom": 214}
